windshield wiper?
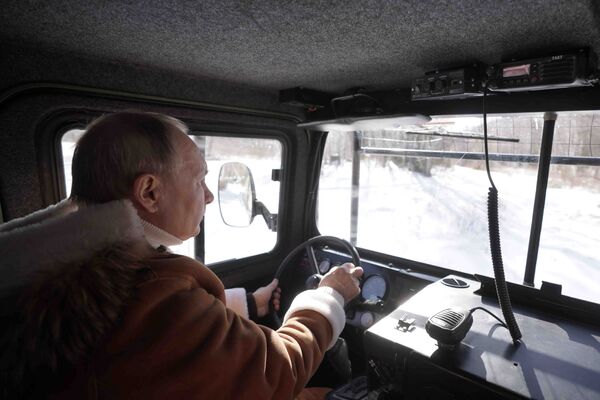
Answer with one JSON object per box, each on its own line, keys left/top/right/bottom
{"left": 403, "top": 130, "right": 519, "bottom": 142}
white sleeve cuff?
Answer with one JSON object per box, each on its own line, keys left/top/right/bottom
{"left": 283, "top": 286, "right": 345, "bottom": 349}
{"left": 225, "top": 288, "right": 249, "bottom": 319}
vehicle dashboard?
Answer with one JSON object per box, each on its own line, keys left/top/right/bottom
{"left": 312, "top": 248, "right": 434, "bottom": 330}
{"left": 303, "top": 247, "right": 600, "bottom": 399}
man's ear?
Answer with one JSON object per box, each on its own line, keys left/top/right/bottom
{"left": 131, "top": 174, "right": 161, "bottom": 213}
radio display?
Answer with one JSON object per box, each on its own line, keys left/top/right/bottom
{"left": 503, "top": 64, "right": 531, "bottom": 78}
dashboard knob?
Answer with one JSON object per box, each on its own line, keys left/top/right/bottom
{"left": 360, "top": 311, "right": 375, "bottom": 328}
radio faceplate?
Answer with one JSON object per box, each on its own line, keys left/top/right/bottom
{"left": 488, "top": 49, "right": 596, "bottom": 92}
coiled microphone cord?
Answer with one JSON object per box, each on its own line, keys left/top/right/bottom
{"left": 483, "top": 85, "right": 522, "bottom": 342}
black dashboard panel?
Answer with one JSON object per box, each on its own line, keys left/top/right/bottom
{"left": 364, "top": 275, "right": 600, "bottom": 399}
{"left": 314, "top": 249, "right": 434, "bottom": 330}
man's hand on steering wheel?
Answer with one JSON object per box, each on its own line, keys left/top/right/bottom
{"left": 271, "top": 236, "right": 362, "bottom": 327}
{"left": 319, "top": 263, "right": 364, "bottom": 304}
{"left": 253, "top": 279, "right": 281, "bottom": 317}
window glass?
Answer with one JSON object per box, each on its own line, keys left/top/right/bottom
{"left": 202, "top": 136, "right": 281, "bottom": 264}
{"left": 61, "top": 130, "right": 282, "bottom": 265}
{"left": 61, "top": 129, "right": 85, "bottom": 198}
{"left": 318, "top": 112, "right": 600, "bottom": 303}
{"left": 536, "top": 112, "right": 600, "bottom": 303}
{"left": 318, "top": 114, "right": 542, "bottom": 283}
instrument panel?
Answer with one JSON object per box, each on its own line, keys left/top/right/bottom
{"left": 313, "top": 250, "right": 432, "bottom": 330}
{"left": 317, "top": 258, "right": 390, "bottom": 304}
{"left": 318, "top": 258, "right": 389, "bottom": 301}
{"left": 361, "top": 274, "right": 388, "bottom": 301}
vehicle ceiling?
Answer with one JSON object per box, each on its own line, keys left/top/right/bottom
{"left": 1, "top": 0, "right": 599, "bottom": 95}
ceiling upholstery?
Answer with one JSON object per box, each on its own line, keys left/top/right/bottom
{"left": 1, "top": 0, "right": 599, "bottom": 93}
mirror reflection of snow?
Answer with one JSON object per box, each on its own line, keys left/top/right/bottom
{"left": 219, "top": 182, "right": 253, "bottom": 226}
{"left": 219, "top": 197, "right": 251, "bottom": 226}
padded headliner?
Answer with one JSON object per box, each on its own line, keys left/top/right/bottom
{"left": 1, "top": 0, "right": 599, "bottom": 93}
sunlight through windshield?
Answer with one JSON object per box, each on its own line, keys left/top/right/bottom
{"left": 318, "top": 112, "right": 600, "bottom": 304}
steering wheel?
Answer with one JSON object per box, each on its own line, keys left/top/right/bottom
{"left": 271, "top": 235, "right": 361, "bottom": 328}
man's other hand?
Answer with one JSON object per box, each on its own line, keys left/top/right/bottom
{"left": 253, "top": 279, "right": 281, "bottom": 317}
{"left": 319, "top": 263, "right": 363, "bottom": 304}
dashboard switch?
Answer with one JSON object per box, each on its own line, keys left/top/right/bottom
{"left": 396, "top": 314, "right": 416, "bottom": 332}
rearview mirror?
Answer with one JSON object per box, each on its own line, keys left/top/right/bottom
{"left": 218, "top": 162, "right": 256, "bottom": 227}
{"left": 217, "top": 162, "right": 278, "bottom": 231}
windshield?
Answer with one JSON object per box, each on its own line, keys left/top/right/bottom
{"left": 317, "top": 112, "right": 600, "bottom": 304}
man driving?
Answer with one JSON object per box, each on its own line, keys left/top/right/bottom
{"left": 0, "top": 111, "right": 363, "bottom": 399}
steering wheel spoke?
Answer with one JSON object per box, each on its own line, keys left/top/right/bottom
{"left": 305, "top": 244, "right": 320, "bottom": 275}
{"left": 272, "top": 236, "right": 360, "bottom": 328}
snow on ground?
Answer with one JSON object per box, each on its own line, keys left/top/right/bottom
{"left": 318, "top": 159, "right": 600, "bottom": 304}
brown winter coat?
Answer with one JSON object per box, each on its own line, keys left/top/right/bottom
{"left": 0, "top": 200, "right": 333, "bottom": 399}
{"left": 89, "top": 252, "right": 332, "bottom": 399}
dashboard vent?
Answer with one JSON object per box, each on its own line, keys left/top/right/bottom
{"left": 442, "top": 277, "right": 469, "bottom": 288}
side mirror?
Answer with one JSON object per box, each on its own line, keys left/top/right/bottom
{"left": 218, "top": 162, "right": 256, "bottom": 227}
{"left": 218, "top": 162, "right": 278, "bottom": 231}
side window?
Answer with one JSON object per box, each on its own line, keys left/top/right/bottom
{"left": 61, "top": 129, "right": 85, "bottom": 198}
{"left": 61, "top": 130, "right": 282, "bottom": 265}
{"left": 536, "top": 113, "right": 600, "bottom": 300}
{"left": 201, "top": 136, "right": 281, "bottom": 264}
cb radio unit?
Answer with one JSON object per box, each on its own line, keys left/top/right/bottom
{"left": 411, "top": 64, "right": 485, "bottom": 100}
{"left": 488, "top": 48, "right": 597, "bottom": 92}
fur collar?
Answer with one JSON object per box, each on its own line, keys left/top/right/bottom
{"left": 0, "top": 199, "right": 146, "bottom": 297}
{"left": 0, "top": 199, "right": 153, "bottom": 397}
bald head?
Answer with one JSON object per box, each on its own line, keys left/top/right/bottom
{"left": 70, "top": 111, "right": 187, "bottom": 204}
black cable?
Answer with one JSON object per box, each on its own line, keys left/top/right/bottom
{"left": 470, "top": 307, "right": 508, "bottom": 329}
{"left": 482, "top": 85, "right": 496, "bottom": 190}
{"left": 482, "top": 82, "right": 522, "bottom": 343}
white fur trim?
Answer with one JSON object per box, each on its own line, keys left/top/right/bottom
{"left": 0, "top": 200, "right": 145, "bottom": 296}
{"left": 225, "top": 288, "right": 249, "bottom": 319}
{"left": 0, "top": 199, "right": 76, "bottom": 233}
{"left": 284, "top": 287, "right": 345, "bottom": 349}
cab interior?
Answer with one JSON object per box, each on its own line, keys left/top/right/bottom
{"left": 1, "top": 1, "right": 600, "bottom": 398}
